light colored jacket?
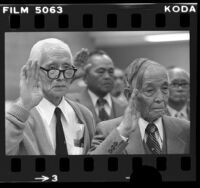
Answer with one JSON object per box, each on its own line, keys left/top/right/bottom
{"left": 6, "top": 98, "right": 96, "bottom": 155}
{"left": 89, "top": 115, "right": 190, "bottom": 154}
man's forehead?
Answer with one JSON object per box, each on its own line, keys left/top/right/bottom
{"left": 41, "top": 48, "right": 72, "bottom": 66}
{"left": 129, "top": 63, "right": 168, "bottom": 89}
{"left": 169, "top": 68, "right": 189, "bottom": 81}
{"left": 89, "top": 54, "right": 114, "bottom": 67}
{"left": 143, "top": 65, "right": 168, "bottom": 80}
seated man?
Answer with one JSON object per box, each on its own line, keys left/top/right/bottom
{"left": 67, "top": 50, "right": 126, "bottom": 124}
{"left": 167, "top": 67, "right": 190, "bottom": 121}
{"left": 89, "top": 58, "right": 190, "bottom": 154}
{"left": 6, "top": 38, "right": 95, "bottom": 155}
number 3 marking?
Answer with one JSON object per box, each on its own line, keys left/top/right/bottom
{"left": 52, "top": 175, "right": 58, "bottom": 182}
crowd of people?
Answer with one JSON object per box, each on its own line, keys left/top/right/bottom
{"left": 5, "top": 38, "right": 190, "bottom": 155}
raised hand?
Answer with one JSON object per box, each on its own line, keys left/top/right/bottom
{"left": 16, "top": 60, "right": 43, "bottom": 111}
{"left": 73, "top": 48, "right": 89, "bottom": 80}
{"left": 74, "top": 48, "right": 89, "bottom": 68}
{"left": 117, "top": 89, "right": 140, "bottom": 138}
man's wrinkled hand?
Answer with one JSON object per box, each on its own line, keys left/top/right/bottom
{"left": 117, "top": 89, "right": 140, "bottom": 138}
{"left": 72, "top": 48, "right": 89, "bottom": 80}
{"left": 74, "top": 48, "right": 89, "bottom": 68}
{"left": 16, "top": 60, "right": 43, "bottom": 111}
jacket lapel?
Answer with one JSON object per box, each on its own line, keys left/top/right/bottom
{"left": 162, "top": 116, "right": 186, "bottom": 154}
{"left": 125, "top": 125, "right": 145, "bottom": 154}
{"left": 79, "top": 89, "right": 99, "bottom": 123}
{"left": 66, "top": 99, "right": 90, "bottom": 154}
{"left": 30, "top": 108, "right": 55, "bottom": 155}
{"left": 112, "top": 97, "right": 120, "bottom": 118}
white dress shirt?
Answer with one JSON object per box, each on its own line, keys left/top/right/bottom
{"left": 36, "top": 97, "right": 85, "bottom": 155}
{"left": 87, "top": 89, "right": 112, "bottom": 116}
{"left": 167, "top": 105, "right": 188, "bottom": 121}
{"left": 138, "top": 117, "right": 163, "bottom": 149}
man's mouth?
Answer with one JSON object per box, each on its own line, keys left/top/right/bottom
{"left": 54, "top": 85, "right": 66, "bottom": 88}
{"left": 102, "top": 81, "right": 113, "bottom": 86}
{"left": 152, "top": 107, "right": 165, "bottom": 111}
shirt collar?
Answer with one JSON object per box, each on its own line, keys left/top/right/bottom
{"left": 36, "top": 97, "right": 56, "bottom": 126}
{"left": 138, "top": 117, "right": 163, "bottom": 141}
{"left": 167, "top": 105, "right": 188, "bottom": 118}
{"left": 36, "top": 97, "right": 69, "bottom": 126}
{"left": 58, "top": 97, "right": 74, "bottom": 123}
{"left": 87, "top": 89, "right": 112, "bottom": 108}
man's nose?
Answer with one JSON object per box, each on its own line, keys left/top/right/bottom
{"left": 155, "top": 90, "right": 164, "bottom": 103}
{"left": 57, "top": 72, "right": 65, "bottom": 80}
{"left": 177, "top": 85, "right": 185, "bottom": 91}
{"left": 103, "top": 71, "right": 113, "bottom": 79}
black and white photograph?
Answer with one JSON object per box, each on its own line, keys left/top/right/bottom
{"left": 5, "top": 31, "right": 190, "bottom": 155}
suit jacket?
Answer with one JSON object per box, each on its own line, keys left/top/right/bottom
{"left": 6, "top": 98, "right": 95, "bottom": 155}
{"left": 66, "top": 88, "right": 127, "bottom": 124}
{"left": 88, "top": 115, "right": 190, "bottom": 154}
{"left": 166, "top": 104, "right": 190, "bottom": 121}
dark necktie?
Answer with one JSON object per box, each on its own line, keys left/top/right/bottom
{"left": 145, "top": 123, "right": 162, "bottom": 154}
{"left": 54, "top": 107, "right": 68, "bottom": 155}
{"left": 97, "top": 98, "right": 110, "bottom": 121}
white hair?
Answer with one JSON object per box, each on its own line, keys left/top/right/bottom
{"left": 28, "top": 38, "right": 73, "bottom": 64}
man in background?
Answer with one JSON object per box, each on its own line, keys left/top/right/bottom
{"left": 67, "top": 50, "right": 126, "bottom": 124}
{"left": 111, "top": 68, "right": 128, "bottom": 105}
{"left": 167, "top": 67, "right": 190, "bottom": 121}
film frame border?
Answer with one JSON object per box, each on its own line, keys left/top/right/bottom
{"left": 0, "top": 3, "right": 197, "bottom": 183}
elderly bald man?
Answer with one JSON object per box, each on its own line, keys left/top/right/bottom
{"left": 6, "top": 38, "right": 95, "bottom": 155}
{"left": 89, "top": 58, "right": 190, "bottom": 154}
{"left": 167, "top": 67, "right": 190, "bottom": 121}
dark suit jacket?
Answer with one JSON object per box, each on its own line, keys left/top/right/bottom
{"left": 66, "top": 88, "right": 127, "bottom": 124}
{"left": 88, "top": 115, "right": 190, "bottom": 154}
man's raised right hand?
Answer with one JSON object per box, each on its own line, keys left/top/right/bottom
{"left": 117, "top": 89, "right": 140, "bottom": 138}
{"left": 16, "top": 60, "right": 43, "bottom": 111}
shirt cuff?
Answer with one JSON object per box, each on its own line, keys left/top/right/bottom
{"left": 116, "top": 127, "right": 129, "bottom": 142}
{"left": 7, "top": 103, "right": 30, "bottom": 122}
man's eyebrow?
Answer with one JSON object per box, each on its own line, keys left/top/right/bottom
{"left": 44, "top": 63, "right": 57, "bottom": 68}
{"left": 143, "top": 82, "right": 154, "bottom": 87}
{"left": 96, "top": 67, "right": 106, "bottom": 70}
{"left": 62, "top": 63, "right": 73, "bottom": 67}
{"left": 46, "top": 62, "right": 71, "bottom": 67}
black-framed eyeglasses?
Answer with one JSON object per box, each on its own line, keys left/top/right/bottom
{"left": 40, "top": 66, "right": 77, "bottom": 79}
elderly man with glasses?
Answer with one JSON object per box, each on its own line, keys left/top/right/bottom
{"left": 6, "top": 38, "right": 95, "bottom": 155}
{"left": 89, "top": 58, "right": 190, "bottom": 155}
{"left": 167, "top": 67, "right": 190, "bottom": 121}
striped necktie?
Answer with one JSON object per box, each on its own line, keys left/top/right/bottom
{"left": 54, "top": 107, "right": 68, "bottom": 155}
{"left": 145, "top": 123, "right": 161, "bottom": 154}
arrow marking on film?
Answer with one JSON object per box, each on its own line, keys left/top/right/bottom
{"left": 34, "top": 175, "right": 49, "bottom": 182}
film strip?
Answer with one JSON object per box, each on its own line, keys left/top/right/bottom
{"left": 0, "top": 2, "right": 197, "bottom": 183}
